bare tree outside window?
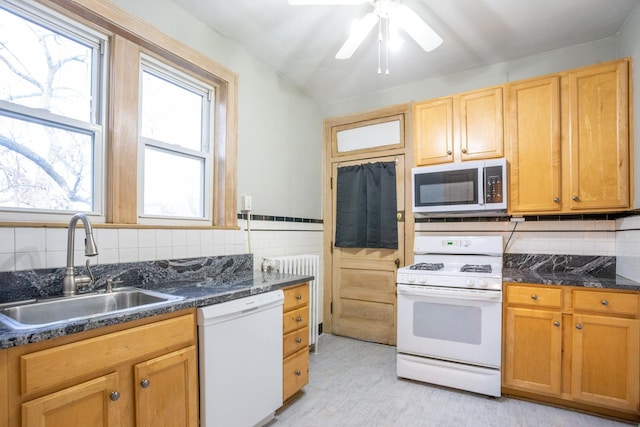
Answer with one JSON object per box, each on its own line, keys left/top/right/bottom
{"left": 0, "top": 5, "right": 101, "bottom": 212}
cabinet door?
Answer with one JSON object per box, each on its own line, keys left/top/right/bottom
{"left": 504, "top": 307, "right": 562, "bottom": 395}
{"left": 21, "top": 373, "right": 120, "bottom": 427}
{"left": 508, "top": 77, "right": 562, "bottom": 213}
{"left": 414, "top": 98, "right": 454, "bottom": 165}
{"left": 134, "top": 346, "right": 198, "bottom": 427}
{"left": 567, "top": 60, "right": 630, "bottom": 211}
{"left": 459, "top": 87, "right": 504, "bottom": 161}
{"left": 571, "top": 314, "right": 639, "bottom": 411}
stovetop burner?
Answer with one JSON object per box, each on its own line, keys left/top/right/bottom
{"left": 460, "top": 264, "right": 492, "bottom": 273}
{"left": 410, "top": 262, "right": 444, "bottom": 271}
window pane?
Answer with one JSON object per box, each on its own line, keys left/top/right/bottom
{"left": 0, "top": 7, "right": 94, "bottom": 122}
{"left": 0, "top": 114, "right": 93, "bottom": 211}
{"left": 141, "top": 71, "right": 203, "bottom": 151}
{"left": 143, "top": 147, "right": 203, "bottom": 217}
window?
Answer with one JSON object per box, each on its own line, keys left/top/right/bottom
{"left": 0, "top": 0, "right": 106, "bottom": 220}
{"left": 138, "top": 56, "right": 214, "bottom": 223}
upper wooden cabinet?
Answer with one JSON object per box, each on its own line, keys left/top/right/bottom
{"left": 509, "top": 58, "right": 631, "bottom": 215}
{"left": 414, "top": 86, "right": 504, "bottom": 165}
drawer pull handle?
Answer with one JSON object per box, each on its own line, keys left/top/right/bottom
{"left": 601, "top": 299, "right": 609, "bottom": 306}
{"left": 110, "top": 391, "right": 120, "bottom": 401}
{"left": 296, "top": 294, "right": 302, "bottom": 300}
{"left": 447, "top": 150, "right": 452, "bottom": 155}
{"left": 553, "top": 321, "right": 560, "bottom": 327}
{"left": 295, "top": 370, "right": 302, "bottom": 376}
{"left": 296, "top": 338, "right": 302, "bottom": 343}
{"left": 296, "top": 316, "right": 302, "bottom": 322}
{"left": 531, "top": 294, "right": 538, "bottom": 300}
{"left": 140, "top": 379, "right": 150, "bottom": 389}
{"left": 576, "top": 324, "right": 583, "bottom": 330}
{"left": 553, "top": 197, "right": 560, "bottom": 203}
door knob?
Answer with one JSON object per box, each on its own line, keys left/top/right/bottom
{"left": 576, "top": 324, "right": 583, "bottom": 330}
{"left": 394, "top": 258, "right": 401, "bottom": 268}
{"left": 553, "top": 197, "right": 560, "bottom": 203}
{"left": 461, "top": 148, "right": 467, "bottom": 154}
{"left": 110, "top": 391, "right": 120, "bottom": 401}
{"left": 553, "top": 321, "right": 560, "bottom": 327}
{"left": 572, "top": 195, "right": 579, "bottom": 201}
{"left": 140, "top": 379, "right": 150, "bottom": 388}
{"left": 447, "top": 150, "right": 452, "bottom": 155}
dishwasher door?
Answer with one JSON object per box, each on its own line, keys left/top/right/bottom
{"left": 197, "top": 290, "right": 284, "bottom": 427}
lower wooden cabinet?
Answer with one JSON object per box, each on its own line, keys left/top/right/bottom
{"left": 503, "top": 283, "right": 640, "bottom": 421}
{"left": 282, "top": 283, "right": 310, "bottom": 401}
{"left": 5, "top": 310, "right": 198, "bottom": 427}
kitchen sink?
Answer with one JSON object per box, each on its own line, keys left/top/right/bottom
{"left": 0, "top": 287, "right": 184, "bottom": 330}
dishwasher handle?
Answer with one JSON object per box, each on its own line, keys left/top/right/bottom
{"left": 197, "top": 290, "right": 284, "bottom": 326}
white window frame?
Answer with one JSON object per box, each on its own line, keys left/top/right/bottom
{"left": 137, "top": 54, "right": 214, "bottom": 226}
{"left": 0, "top": 0, "right": 107, "bottom": 223}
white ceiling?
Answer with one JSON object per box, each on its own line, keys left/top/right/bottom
{"left": 170, "top": 0, "right": 638, "bottom": 105}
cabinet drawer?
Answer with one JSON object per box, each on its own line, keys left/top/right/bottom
{"left": 573, "top": 290, "right": 639, "bottom": 316}
{"left": 283, "top": 347, "right": 309, "bottom": 401}
{"left": 284, "top": 326, "right": 309, "bottom": 358}
{"left": 283, "top": 284, "right": 309, "bottom": 312}
{"left": 283, "top": 306, "right": 309, "bottom": 334}
{"left": 20, "top": 314, "right": 195, "bottom": 397}
{"left": 507, "top": 285, "right": 562, "bottom": 308}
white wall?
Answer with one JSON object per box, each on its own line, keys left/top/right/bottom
{"left": 322, "top": 36, "right": 622, "bottom": 118}
{"left": 109, "top": 0, "right": 324, "bottom": 220}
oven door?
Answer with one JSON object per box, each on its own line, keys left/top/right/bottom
{"left": 397, "top": 284, "right": 502, "bottom": 368}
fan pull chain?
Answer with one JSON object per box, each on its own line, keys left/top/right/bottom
{"left": 385, "top": 17, "right": 390, "bottom": 75}
{"left": 377, "top": 18, "right": 382, "bottom": 74}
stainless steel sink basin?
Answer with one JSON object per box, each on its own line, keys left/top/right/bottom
{"left": 0, "top": 288, "right": 184, "bottom": 329}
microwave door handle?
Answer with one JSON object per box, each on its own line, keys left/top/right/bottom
{"left": 479, "top": 167, "right": 485, "bottom": 206}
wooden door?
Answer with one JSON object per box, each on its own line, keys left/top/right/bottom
{"left": 331, "top": 155, "right": 404, "bottom": 345}
{"left": 571, "top": 314, "right": 639, "bottom": 411}
{"left": 504, "top": 307, "right": 562, "bottom": 395}
{"left": 414, "top": 98, "right": 454, "bottom": 165}
{"left": 134, "top": 346, "right": 198, "bottom": 427}
{"left": 566, "top": 60, "right": 630, "bottom": 211}
{"left": 459, "top": 87, "right": 504, "bottom": 161}
{"left": 508, "top": 76, "right": 562, "bottom": 214}
{"left": 21, "top": 373, "right": 120, "bottom": 427}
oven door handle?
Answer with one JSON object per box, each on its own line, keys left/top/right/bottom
{"left": 397, "top": 285, "right": 502, "bottom": 302}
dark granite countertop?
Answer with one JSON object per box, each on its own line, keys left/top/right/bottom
{"left": 0, "top": 272, "right": 312, "bottom": 350}
{"left": 503, "top": 268, "right": 640, "bottom": 292}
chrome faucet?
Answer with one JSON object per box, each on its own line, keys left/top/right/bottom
{"left": 62, "top": 213, "right": 99, "bottom": 296}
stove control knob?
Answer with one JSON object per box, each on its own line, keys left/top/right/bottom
{"left": 478, "top": 279, "right": 488, "bottom": 288}
{"left": 407, "top": 276, "right": 416, "bottom": 284}
{"left": 465, "top": 278, "right": 474, "bottom": 287}
{"left": 418, "top": 276, "right": 427, "bottom": 284}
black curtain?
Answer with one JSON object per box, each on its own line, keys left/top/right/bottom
{"left": 335, "top": 161, "right": 398, "bottom": 249}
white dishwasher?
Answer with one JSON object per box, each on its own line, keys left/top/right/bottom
{"left": 197, "top": 290, "right": 284, "bottom": 427}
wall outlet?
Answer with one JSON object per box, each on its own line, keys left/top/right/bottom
{"left": 241, "top": 195, "right": 252, "bottom": 212}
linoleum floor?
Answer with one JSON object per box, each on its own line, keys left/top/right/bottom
{"left": 274, "top": 334, "right": 631, "bottom": 427}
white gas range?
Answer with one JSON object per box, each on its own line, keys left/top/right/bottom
{"left": 396, "top": 235, "right": 503, "bottom": 397}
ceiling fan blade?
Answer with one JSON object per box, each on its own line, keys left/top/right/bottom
{"left": 288, "top": 0, "right": 368, "bottom": 5}
{"left": 335, "top": 12, "right": 379, "bottom": 59}
{"left": 394, "top": 5, "right": 442, "bottom": 52}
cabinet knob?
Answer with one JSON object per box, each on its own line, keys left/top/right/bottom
{"left": 531, "top": 294, "right": 538, "bottom": 300}
{"left": 572, "top": 195, "right": 579, "bottom": 201}
{"left": 295, "top": 370, "right": 302, "bottom": 376}
{"left": 447, "top": 150, "right": 452, "bottom": 155}
{"left": 296, "top": 294, "right": 302, "bottom": 300}
{"left": 461, "top": 148, "right": 467, "bottom": 154}
{"left": 296, "top": 337, "right": 302, "bottom": 343}
{"left": 601, "top": 299, "right": 609, "bottom": 306}
{"left": 295, "top": 316, "right": 302, "bottom": 322}
{"left": 553, "top": 321, "right": 560, "bottom": 327}
{"left": 576, "top": 324, "right": 583, "bottom": 330}
{"left": 140, "top": 379, "right": 150, "bottom": 389}
{"left": 110, "top": 391, "right": 120, "bottom": 401}
{"left": 553, "top": 197, "right": 560, "bottom": 203}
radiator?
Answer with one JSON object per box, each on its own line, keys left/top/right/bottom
{"left": 266, "top": 254, "right": 320, "bottom": 353}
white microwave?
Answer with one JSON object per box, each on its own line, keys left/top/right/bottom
{"left": 412, "top": 158, "right": 507, "bottom": 216}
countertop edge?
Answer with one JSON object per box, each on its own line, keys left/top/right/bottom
{"left": 0, "top": 273, "right": 312, "bottom": 350}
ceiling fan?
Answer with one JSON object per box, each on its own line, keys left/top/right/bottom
{"left": 288, "top": 0, "right": 442, "bottom": 67}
